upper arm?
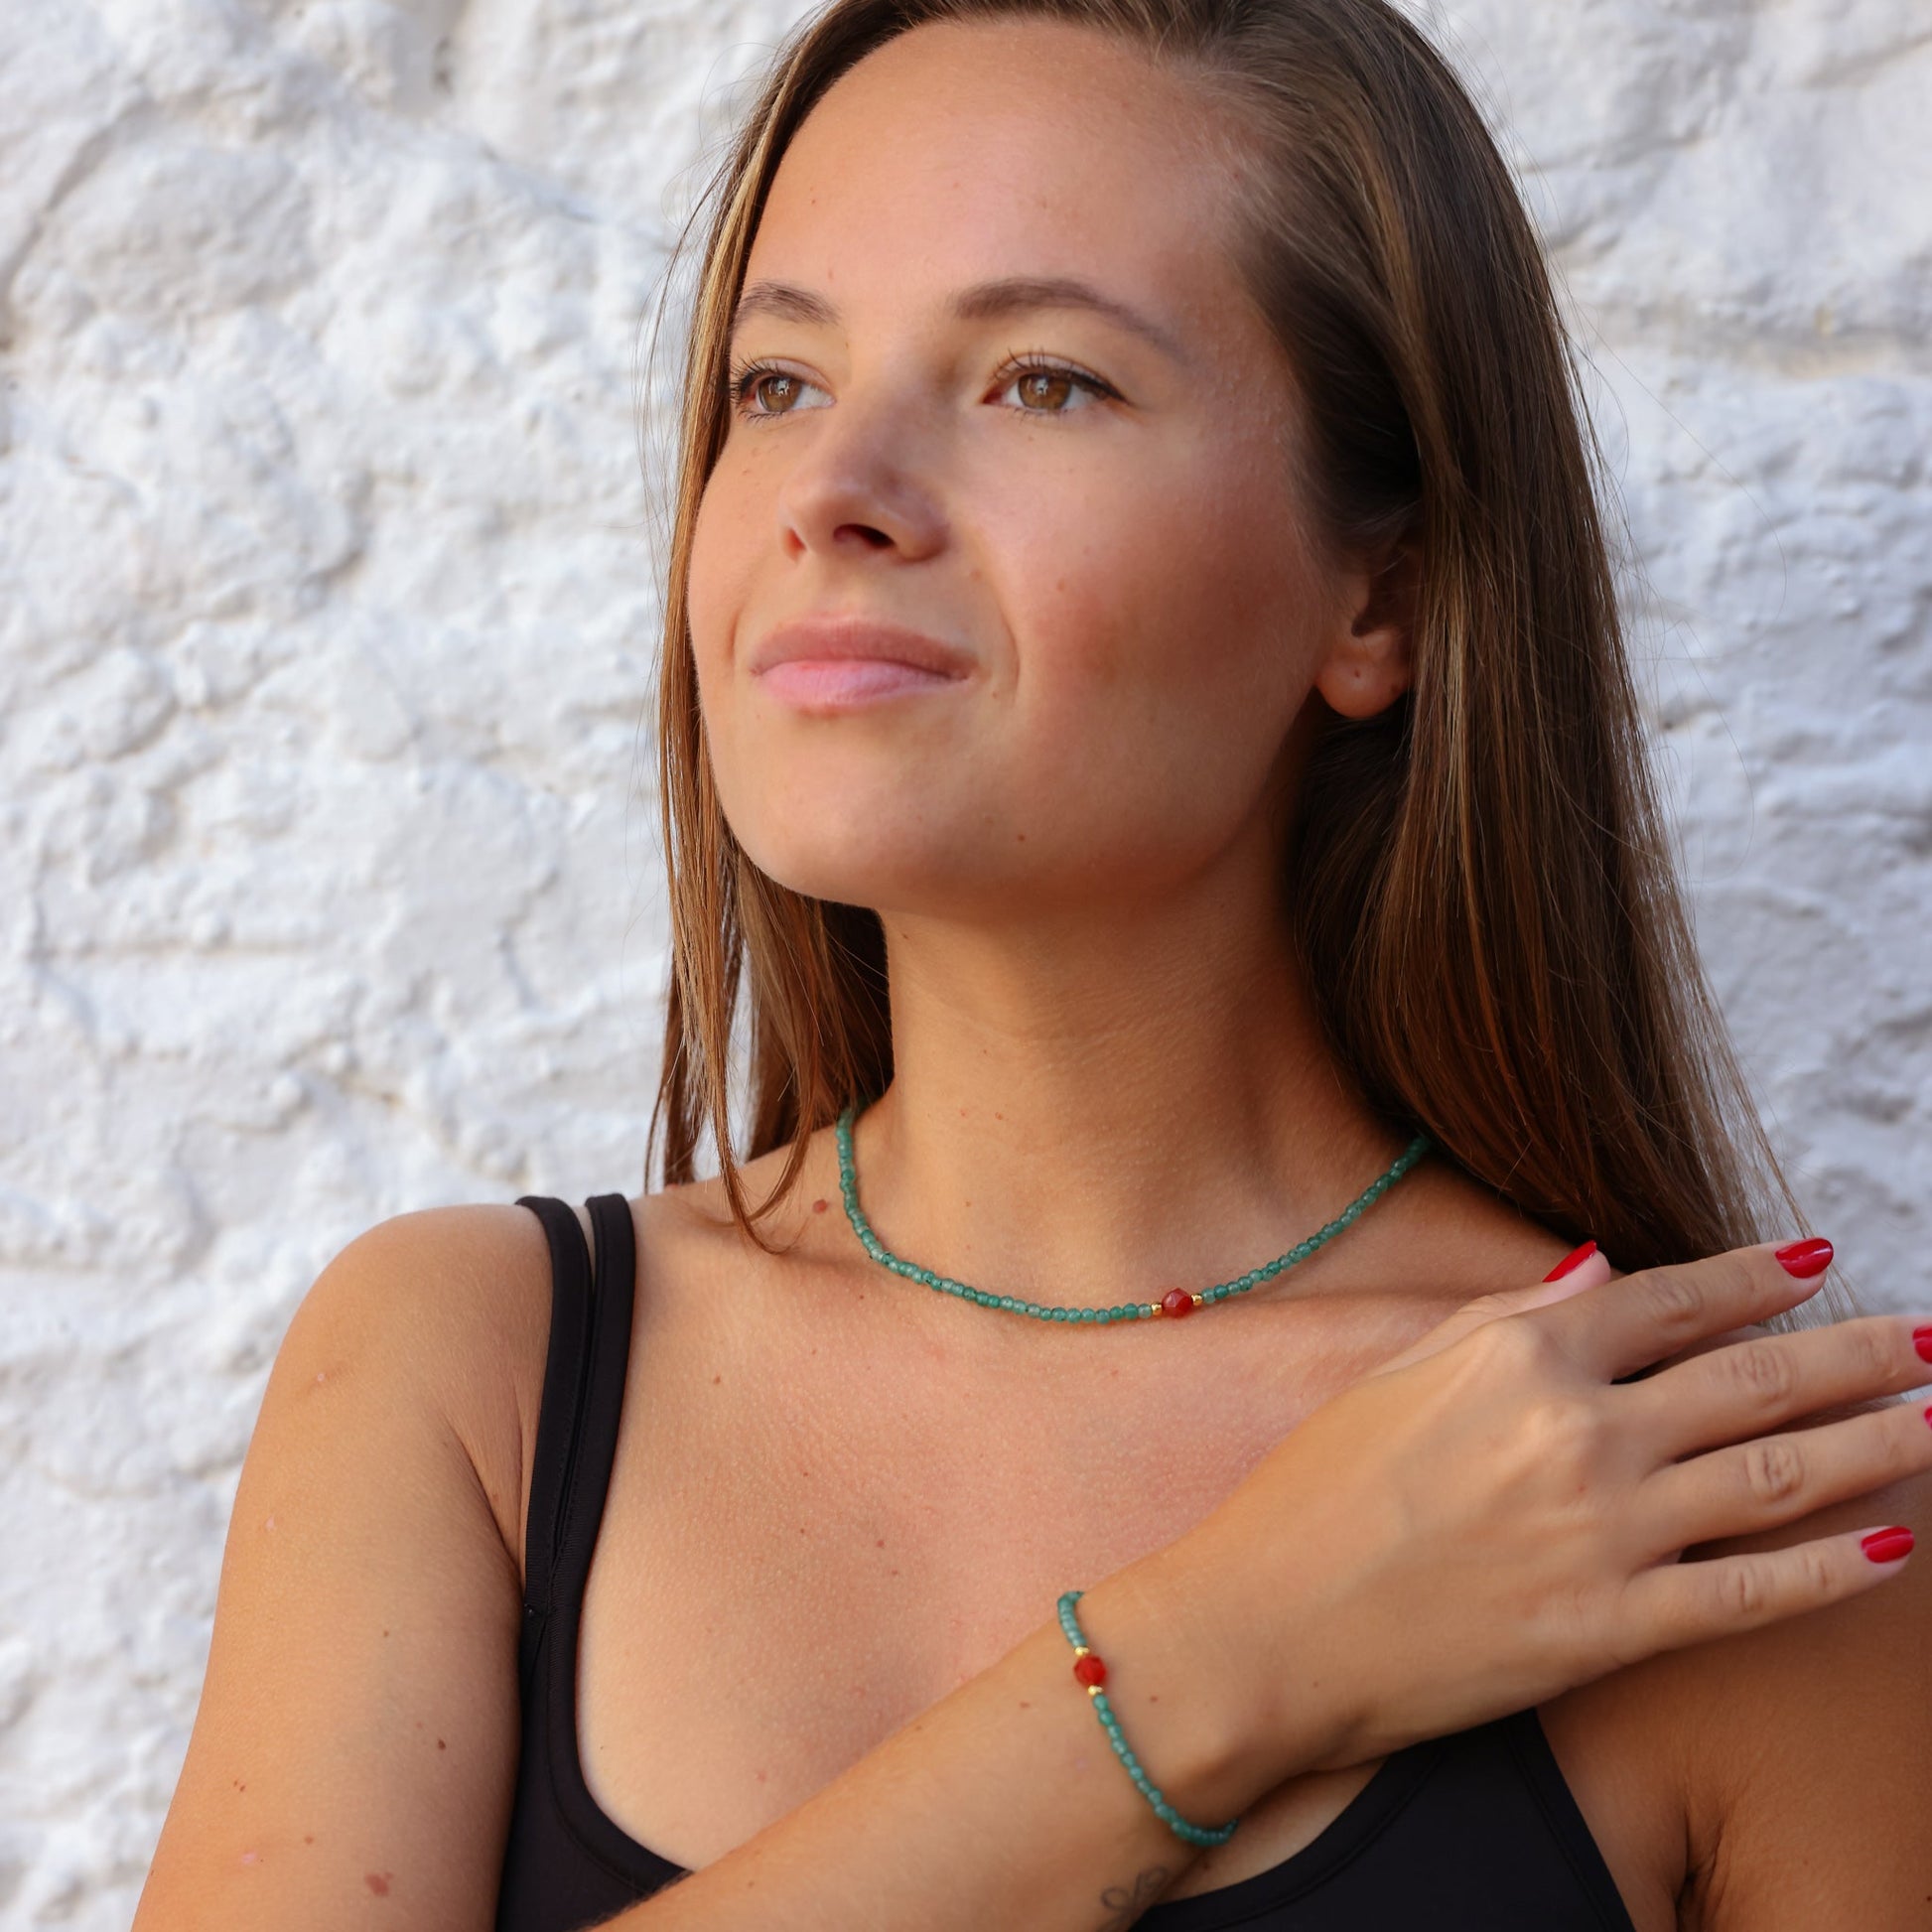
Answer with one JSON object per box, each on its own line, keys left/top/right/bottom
{"left": 133, "top": 1203, "right": 554, "bottom": 1932}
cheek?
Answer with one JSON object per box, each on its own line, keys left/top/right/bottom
{"left": 686, "top": 476, "right": 742, "bottom": 688}
{"left": 685, "top": 474, "right": 758, "bottom": 777}
{"left": 1007, "top": 454, "right": 1315, "bottom": 779}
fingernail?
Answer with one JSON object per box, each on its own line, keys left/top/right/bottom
{"left": 1861, "top": 1526, "right": 1914, "bottom": 1564}
{"left": 1914, "top": 1323, "right": 1932, "bottom": 1364}
{"left": 1774, "top": 1237, "right": 1834, "bottom": 1279}
{"left": 1542, "top": 1239, "right": 1597, "bottom": 1283}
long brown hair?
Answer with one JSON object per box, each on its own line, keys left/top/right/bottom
{"left": 640, "top": 0, "right": 1847, "bottom": 1322}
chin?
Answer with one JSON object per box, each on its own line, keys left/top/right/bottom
{"left": 732, "top": 816, "right": 979, "bottom": 915}
{"left": 714, "top": 751, "right": 973, "bottom": 905}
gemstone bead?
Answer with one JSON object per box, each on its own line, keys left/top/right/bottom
{"left": 1159, "top": 1288, "right": 1195, "bottom": 1317}
{"left": 1073, "top": 1653, "right": 1108, "bottom": 1688}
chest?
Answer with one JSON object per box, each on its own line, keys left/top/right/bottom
{"left": 559, "top": 1276, "right": 1688, "bottom": 1925}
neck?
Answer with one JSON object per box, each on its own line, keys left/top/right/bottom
{"left": 846, "top": 886, "right": 1410, "bottom": 1315}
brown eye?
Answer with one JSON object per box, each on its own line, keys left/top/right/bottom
{"left": 727, "top": 361, "right": 825, "bottom": 421}
{"left": 1017, "top": 369, "right": 1076, "bottom": 411}
{"left": 993, "top": 354, "right": 1115, "bottom": 418}
{"left": 748, "top": 372, "right": 798, "bottom": 413}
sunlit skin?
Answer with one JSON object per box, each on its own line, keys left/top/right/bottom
{"left": 124, "top": 18, "right": 1930, "bottom": 1932}
{"left": 689, "top": 18, "right": 1419, "bottom": 1306}
{"left": 671, "top": 19, "right": 1928, "bottom": 1924}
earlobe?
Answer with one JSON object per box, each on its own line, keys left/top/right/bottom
{"left": 1313, "top": 545, "right": 1417, "bottom": 721}
{"left": 1314, "top": 637, "right": 1412, "bottom": 719}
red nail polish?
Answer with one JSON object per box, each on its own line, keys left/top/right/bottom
{"left": 1773, "top": 1237, "right": 1833, "bottom": 1279}
{"left": 1862, "top": 1526, "right": 1914, "bottom": 1564}
{"left": 1914, "top": 1324, "right": 1932, "bottom": 1364}
{"left": 1542, "top": 1239, "right": 1597, "bottom": 1283}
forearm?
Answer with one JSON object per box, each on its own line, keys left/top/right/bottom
{"left": 599, "top": 1549, "right": 1330, "bottom": 1931}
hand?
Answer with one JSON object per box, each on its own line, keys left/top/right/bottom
{"left": 1168, "top": 1240, "right": 1932, "bottom": 1777}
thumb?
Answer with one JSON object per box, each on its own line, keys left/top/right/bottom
{"left": 1512, "top": 1239, "right": 1614, "bottom": 1311}
{"left": 1369, "top": 1239, "right": 1612, "bottom": 1378}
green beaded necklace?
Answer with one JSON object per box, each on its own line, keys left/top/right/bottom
{"left": 834, "top": 1104, "right": 1432, "bottom": 1324}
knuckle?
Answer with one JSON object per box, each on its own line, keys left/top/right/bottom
{"left": 1718, "top": 1558, "right": 1769, "bottom": 1621}
{"left": 1525, "top": 1392, "right": 1603, "bottom": 1470}
{"left": 1636, "top": 1266, "right": 1709, "bottom": 1342}
{"left": 1847, "top": 1319, "right": 1896, "bottom": 1387}
{"left": 1875, "top": 1407, "right": 1925, "bottom": 1479}
{"left": 1796, "top": 1543, "right": 1837, "bottom": 1605}
{"left": 1741, "top": 1436, "right": 1807, "bottom": 1505}
{"left": 1468, "top": 1311, "right": 1556, "bottom": 1378}
{"left": 1726, "top": 1338, "right": 1797, "bottom": 1408}
{"left": 1456, "top": 1292, "right": 1517, "bottom": 1332}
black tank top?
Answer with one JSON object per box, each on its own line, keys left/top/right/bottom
{"left": 494, "top": 1194, "right": 1640, "bottom": 1932}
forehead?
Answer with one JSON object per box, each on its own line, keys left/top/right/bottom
{"left": 745, "top": 18, "right": 1248, "bottom": 348}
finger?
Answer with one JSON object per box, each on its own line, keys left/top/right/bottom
{"left": 1622, "top": 1518, "right": 1915, "bottom": 1656}
{"left": 1626, "top": 1311, "right": 1932, "bottom": 1463}
{"left": 1638, "top": 1395, "right": 1932, "bottom": 1558}
{"left": 1536, "top": 1240, "right": 1835, "bottom": 1384}
{"left": 1369, "top": 1244, "right": 1615, "bottom": 1378}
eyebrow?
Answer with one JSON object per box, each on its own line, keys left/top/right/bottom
{"left": 727, "top": 274, "right": 1187, "bottom": 364}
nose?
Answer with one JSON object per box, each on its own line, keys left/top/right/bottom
{"left": 770, "top": 386, "right": 948, "bottom": 565}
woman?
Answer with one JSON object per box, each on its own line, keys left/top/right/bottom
{"left": 134, "top": 2, "right": 1931, "bottom": 1927}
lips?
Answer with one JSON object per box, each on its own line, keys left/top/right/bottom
{"left": 748, "top": 613, "right": 976, "bottom": 711}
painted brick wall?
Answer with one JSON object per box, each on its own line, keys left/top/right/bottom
{"left": 2, "top": 1, "right": 1927, "bottom": 1921}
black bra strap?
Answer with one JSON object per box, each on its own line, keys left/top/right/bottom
{"left": 514, "top": 1197, "right": 592, "bottom": 1635}
{"left": 555, "top": 1196, "right": 638, "bottom": 1597}
{"left": 512, "top": 1195, "right": 637, "bottom": 1669}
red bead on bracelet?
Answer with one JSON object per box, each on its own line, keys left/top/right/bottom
{"left": 1072, "top": 1651, "right": 1109, "bottom": 1689}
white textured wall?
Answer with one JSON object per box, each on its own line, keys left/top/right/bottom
{"left": 1, "top": 1, "right": 1927, "bottom": 1922}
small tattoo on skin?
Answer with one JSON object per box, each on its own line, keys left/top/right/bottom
{"left": 1095, "top": 1865, "right": 1173, "bottom": 1929}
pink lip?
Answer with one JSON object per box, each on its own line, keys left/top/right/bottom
{"left": 749, "top": 614, "right": 975, "bottom": 711}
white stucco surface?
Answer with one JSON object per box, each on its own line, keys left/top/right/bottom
{"left": 0, "top": 0, "right": 1927, "bottom": 1921}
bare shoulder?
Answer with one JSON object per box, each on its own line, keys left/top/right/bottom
{"left": 1544, "top": 1408, "right": 1932, "bottom": 1932}
{"left": 633, "top": 1126, "right": 864, "bottom": 1304}
{"left": 1659, "top": 1445, "right": 1932, "bottom": 1930}
{"left": 297, "top": 1201, "right": 566, "bottom": 1569}
{"left": 133, "top": 1200, "right": 562, "bottom": 1931}
{"left": 1370, "top": 1149, "right": 1588, "bottom": 1303}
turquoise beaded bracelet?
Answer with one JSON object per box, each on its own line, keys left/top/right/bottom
{"left": 1056, "top": 1588, "right": 1241, "bottom": 1848}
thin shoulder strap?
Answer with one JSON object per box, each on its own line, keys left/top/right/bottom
{"left": 512, "top": 1194, "right": 637, "bottom": 1662}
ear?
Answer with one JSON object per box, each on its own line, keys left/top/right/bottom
{"left": 1311, "top": 540, "right": 1417, "bottom": 721}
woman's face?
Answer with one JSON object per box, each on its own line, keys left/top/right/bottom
{"left": 687, "top": 18, "right": 1401, "bottom": 924}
